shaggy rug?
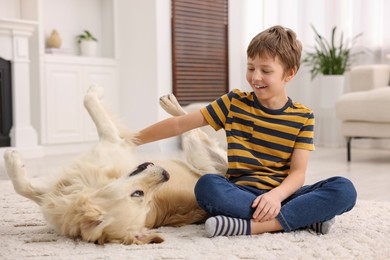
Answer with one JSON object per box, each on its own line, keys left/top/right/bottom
{"left": 1, "top": 179, "right": 389, "bottom": 260}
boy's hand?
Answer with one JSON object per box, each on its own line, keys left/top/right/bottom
{"left": 251, "top": 190, "right": 282, "bottom": 222}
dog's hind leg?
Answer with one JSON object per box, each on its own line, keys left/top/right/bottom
{"left": 181, "top": 131, "right": 228, "bottom": 174}
{"left": 159, "top": 95, "right": 227, "bottom": 174}
{"left": 3, "top": 150, "right": 44, "bottom": 205}
{"left": 84, "top": 85, "right": 136, "bottom": 145}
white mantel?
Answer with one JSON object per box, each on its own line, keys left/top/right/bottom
{"left": 0, "top": 18, "right": 37, "bottom": 35}
{"left": 0, "top": 19, "right": 42, "bottom": 157}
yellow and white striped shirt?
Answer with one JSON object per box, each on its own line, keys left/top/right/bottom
{"left": 201, "top": 89, "right": 315, "bottom": 190}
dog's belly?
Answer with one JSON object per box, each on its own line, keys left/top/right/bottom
{"left": 145, "top": 160, "right": 208, "bottom": 228}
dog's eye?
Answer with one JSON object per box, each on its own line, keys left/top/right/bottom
{"left": 131, "top": 190, "right": 144, "bottom": 197}
{"left": 129, "top": 162, "right": 154, "bottom": 176}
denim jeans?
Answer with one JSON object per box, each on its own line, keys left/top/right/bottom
{"left": 194, "top": 174, "right": 357, "bottom": 232}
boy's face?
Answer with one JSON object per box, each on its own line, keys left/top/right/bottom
{"left": 246, "top": 54, "right": 295, "bottom": 110}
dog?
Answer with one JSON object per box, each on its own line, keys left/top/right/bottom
{"left": 3, "top": 85, "right": 228, "bottom": 245}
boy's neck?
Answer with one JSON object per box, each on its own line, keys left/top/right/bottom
{"left": 255, "top": 95, "right": 289, "bottom": 110}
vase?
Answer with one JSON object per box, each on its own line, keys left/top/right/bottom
{"left": 47, "top": 29, "right": 62, "bottom": 48}
{"left": 319, "top": 75, "right": 345, "bottom": 108}
{"left": 80, "top": 41, "right": 97, "bottom": 56}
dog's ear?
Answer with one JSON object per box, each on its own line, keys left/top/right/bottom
{"left": 77, "top": 196, "right": 111, "bottom": 243}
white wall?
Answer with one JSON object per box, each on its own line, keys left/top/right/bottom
{"left": 117, "top": 0, "right": 175, "bottom": 151}
{"left": 228, "top": 0, "right": 250, "bottom": 92}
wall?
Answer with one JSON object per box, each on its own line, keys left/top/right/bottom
{"left": 117, "top": 0, "right": 175, "bottom": 151}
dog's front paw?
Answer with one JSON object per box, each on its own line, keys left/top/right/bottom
{"left": 87, "top": 84, "right": 104, "bottom": 98}
{"left": 3, "top": 149, "right": 25, "bottom": 179}
{"left": 159, "top": 94, "right": 187, "bottom": 116}
{"left": 84, "top": 84, "right": 104, "bottom": 107}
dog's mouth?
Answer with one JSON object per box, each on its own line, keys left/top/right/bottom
{"left": 129, "top": 162, "right": 170, "bottom": 181}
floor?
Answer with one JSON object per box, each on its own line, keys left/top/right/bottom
{"left": 305, "top": 147, "right": 390, "bottom": 202}
{"left": 0, "top": 146, "right": 389, "bottom": 202}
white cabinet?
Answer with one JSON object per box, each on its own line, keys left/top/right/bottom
{"left": 42, "top": 56, "right": 117, "bottom": 144}
{"left": 44, "top": 63, "right": 83, "bottom": 144}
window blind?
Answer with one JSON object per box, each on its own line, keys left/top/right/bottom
{"left": 172, "top": 0, "right": 229, "bottom": 106}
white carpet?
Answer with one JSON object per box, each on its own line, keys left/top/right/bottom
{"left": 1, "top": 179, "right": 390, "bottom": 260}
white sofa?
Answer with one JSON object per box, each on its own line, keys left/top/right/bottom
{"left": 335, "top": 64, "right": 390, "bottom": 161}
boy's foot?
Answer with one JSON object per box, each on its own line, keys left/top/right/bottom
{"left": 205, "top": 215, "right": 250, "bottom": 238}
{"left": 308, "top": 218, "right": 336, "bottom": 235}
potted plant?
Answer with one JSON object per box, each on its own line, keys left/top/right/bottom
{"left": 302, "top": 25, "right": 362, "bottom": 108}
{"left": 76, "top": 30, "right": 98, "bottom": 56}
{"left": 302, "top": 24, "right": 362, "bottom": 80}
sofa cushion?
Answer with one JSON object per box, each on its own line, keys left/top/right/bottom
{"left": 342, "top": 121, "right": 390, "bottom": 138}
{"left": 336, "top": 87, "right": 390, "bottom": 122}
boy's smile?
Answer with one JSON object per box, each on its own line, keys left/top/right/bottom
{"left": 246, "top": 54, "right": 295, "bottom": 110}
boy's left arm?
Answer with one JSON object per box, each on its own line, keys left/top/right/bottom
{"left": 252, "top": 148, "right": 310, "bottom": 222}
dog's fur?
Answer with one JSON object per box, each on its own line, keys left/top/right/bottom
{"left": 3, "top": 86, "right": 227, "bottom": 245}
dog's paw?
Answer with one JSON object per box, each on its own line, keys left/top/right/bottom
{"left": 87, "top": 84, "right": 104, "bottom": 98}
{"left": 3, "top": 149, "right": 25, "bottom": 178}
{"left": 4, "top": 149, "right": 21, "bottom": 164}
{"left": 159, "top": 94, "right": 187, "bottom": 116}
{"left": 84, "top": 84, "right": 104, "bottom": 107}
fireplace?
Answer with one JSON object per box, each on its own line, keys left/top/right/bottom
{"left": 0, "top": 19, "right": 41, "bottom": 158}
{"left": 0, "top": 57, "right": 12, "bottom": 147}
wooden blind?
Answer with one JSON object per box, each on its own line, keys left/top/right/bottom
{"left": 172, "top": 0, "right": 229, "bottom": 106}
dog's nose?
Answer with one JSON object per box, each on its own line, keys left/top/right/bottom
{"left": 162, "top": 170, "right": 170, "bottom": 181}
{"left": 129, "top": 162, "right": 154, "bottom": 176}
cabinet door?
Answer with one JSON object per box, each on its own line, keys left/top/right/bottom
{"left": 83, "top": 66, "right": 118, "bottom": 141}
{"left": 45, "top": 64, "right": 84, "bottom": 144}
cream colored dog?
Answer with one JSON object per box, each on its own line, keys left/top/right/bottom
{"left": 3, "top": 86, "right": 227, "bottom": 245}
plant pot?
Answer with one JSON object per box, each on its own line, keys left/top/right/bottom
{"left": 80, "top": 41, "right": 97, "bottom": 56}
{"left": 319, "top": 75, "right": 345, "bottom": 108}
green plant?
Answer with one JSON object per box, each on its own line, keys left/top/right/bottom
{"left": 302, "top": 25, "right": 362, "bottom": 80}
{"left": 76, "top": 30, "right": 98, "bottom": 44}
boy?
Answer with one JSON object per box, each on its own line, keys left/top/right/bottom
{"left": 136, "top": 25, "right": 357, "bottom": 237}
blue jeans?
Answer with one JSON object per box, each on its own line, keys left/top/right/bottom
{"left": 194, "top": 174, "right": 357, "bottom": 232}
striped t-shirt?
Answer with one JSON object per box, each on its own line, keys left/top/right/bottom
{"left": 200, "top": 89, "right": 315, "bottom": 190}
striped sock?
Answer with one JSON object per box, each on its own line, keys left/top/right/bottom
{"left": 204, "top": 215, "right": 250, "bottom": 238}
{"left": 309, "top": 218, "right": 336, "bottom": 235}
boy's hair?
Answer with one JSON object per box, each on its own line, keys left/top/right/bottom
{"left": 247, "top": 25, "right": 302, "bottom": 75}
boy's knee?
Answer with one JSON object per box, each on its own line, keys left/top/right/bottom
{"left": 332, "top": 176, "right": 357, "bottom": 208}
{"left": 194, "top": 174, "right": 224, "bottom": 201}
{"left": 195, "top": 174, "right": 216, "bottom": 196}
